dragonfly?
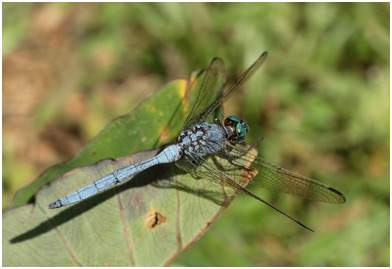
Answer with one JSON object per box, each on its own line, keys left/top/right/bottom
{"left": 49, "top": 51, "right": 346, "bottom": 232}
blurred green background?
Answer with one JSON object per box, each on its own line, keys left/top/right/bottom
{"left": 3, "top": 2, "right": 389, "bottom": 266}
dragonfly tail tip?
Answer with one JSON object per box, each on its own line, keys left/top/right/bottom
{"left": 48, "top": 200, "right": 61, "bottom": 209}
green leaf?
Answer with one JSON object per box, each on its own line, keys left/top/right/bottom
{"left": 3, "top": 68, "right": 258, "bottom": 266}
{"left": 8, "top": 78, "right": 188, "bottom": 209}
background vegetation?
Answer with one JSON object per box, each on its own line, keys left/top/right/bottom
{"left": 3, "top": 2, "right": 389, "bottom": 266}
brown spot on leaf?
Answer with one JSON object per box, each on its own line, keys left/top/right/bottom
{"left": 146, "top": 104, "right": 155, "bottom": 112}
{"left": 145, "top": 210, "right": 167, "bottom": 229}
{"left": 159, "top": 126, "right": 170, "bottom": 142}
{"left": 239, "top": 168, "right": 259, "bottom": 187}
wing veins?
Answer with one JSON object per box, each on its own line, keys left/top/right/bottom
{"left": 188, "top": 152, "right": 314, "bottom": 232}
{"left": 197, "top": 52, "right": 268, "bottom": 124}
{"left": 226, "top": 145, "right": 346, "bottom": 203}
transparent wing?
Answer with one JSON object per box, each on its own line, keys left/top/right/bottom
{"left": 176, "top": 141, "right": 257, "bottom": 186}
{"left": 177, "top": 146, "right": 315, "bottom": 231}
{"left": 196, "top": 51, "right": 268, "bottom": 125}
{"left": 181, "top": 57, "right": 227, "bottom": 131}
{"left": 227, "top": 144, "right": 346, "bottom": 204}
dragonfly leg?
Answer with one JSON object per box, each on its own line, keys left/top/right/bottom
{"left": 226, "top": 138, "right": 263, "bottom": 154}
{"left": 245, "top": 138, "right": 264, "bottom": 152}
{"left": 229, "top": 138, "right": 264, "bottom": 154}
{"left": 224, "top": 144, "right": 252, "bottom": 171}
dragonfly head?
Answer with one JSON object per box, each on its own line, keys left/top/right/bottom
{"left": 224, "top": 115, "right": 249, "bottom": 144}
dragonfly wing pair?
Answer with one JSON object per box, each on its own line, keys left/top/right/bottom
{"left": 182, "top": 52, "right": 268, "bottom": 131}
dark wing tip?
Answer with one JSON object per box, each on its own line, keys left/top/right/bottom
{"left": 208, "top": 57, "right": 226, "bottom": 73}
{"left": 210, "top": 57, "right": 225, "bottom": 66}
{"left": 256, "top": 51, "right": 268, "bottom": 65}
{"left": 328, "top": 187, "right": 346, "bottom": 203}
{"left": 294, "top": 218, "right": 315, "bottom": 232}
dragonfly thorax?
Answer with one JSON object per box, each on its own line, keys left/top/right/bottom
{"left": 177, "top": 123, "right": 228, "bottom": 156}
{"left": 176, "top": 116, "right": 249, "bottom": 158}
{"left": 224, "top": 115, "right": 249, "bottom": 144}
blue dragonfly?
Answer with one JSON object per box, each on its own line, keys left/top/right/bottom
{"left": 49, "top": 52, "right": 346, "bottom": 232}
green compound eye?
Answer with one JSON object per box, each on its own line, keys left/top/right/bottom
{"left": 225, "top": 115, "right": 249, "bottom": 144}
{"left": 227, "top": 115, "right": 241, "bottom": 123}
{"left": 235, "top": 121, "right": 247, "bottom": 143}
